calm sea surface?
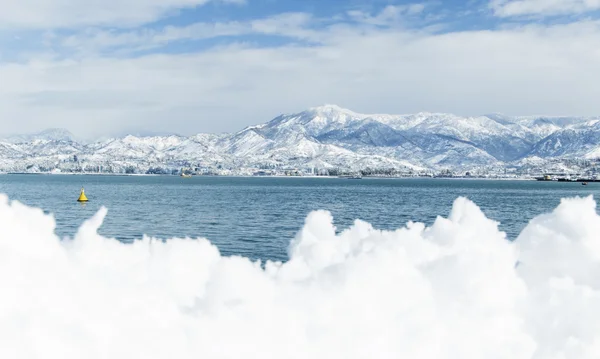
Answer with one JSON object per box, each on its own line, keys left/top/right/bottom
{"left": 0, "top": 175, "right": 598, "bottom": 262}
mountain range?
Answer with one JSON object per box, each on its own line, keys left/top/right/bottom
{"left": 2, "top": 105, "right": 600, "bottom": 175}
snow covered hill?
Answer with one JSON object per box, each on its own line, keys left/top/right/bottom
{"left": 2, "top": 128, "right": 77, "bottom": 144}
{"left": 2, "top": 105, "right": 599, "bottom": 175}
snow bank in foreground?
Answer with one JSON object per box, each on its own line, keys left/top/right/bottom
{"left": 0, "top": 194, "right": 599, "bottom": 359}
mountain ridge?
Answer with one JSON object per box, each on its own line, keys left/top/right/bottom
{"left": 2, "top": 105, "right": 599, "bottom": 176}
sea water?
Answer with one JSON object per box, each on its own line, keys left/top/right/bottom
{"left": 0, "top": 174, "right": 597, "bottom": 261}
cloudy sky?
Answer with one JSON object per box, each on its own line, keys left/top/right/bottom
{"left": 1, "top": 0, "right": 599, "bottom": 139}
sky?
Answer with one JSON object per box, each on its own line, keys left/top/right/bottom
{"left": 1, "top": 0, "right": 600, "bottom": 139}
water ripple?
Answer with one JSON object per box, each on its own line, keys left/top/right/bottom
{"left": 1, "top": 175, "right": 598, "bottom": 261}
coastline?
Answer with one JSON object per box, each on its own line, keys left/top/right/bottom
{"left": 0, "top": 172, "right": 538, "bottom": 180}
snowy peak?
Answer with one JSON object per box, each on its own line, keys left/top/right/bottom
{"left": 306, "top": 104, "right": 364, "bottom": 117}
{"left": 2, "top": 128, "right": 76, "bottom": 144}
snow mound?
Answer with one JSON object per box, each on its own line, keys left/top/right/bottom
{"left": 0, "top": 194, "right": 599, "bottom": 358}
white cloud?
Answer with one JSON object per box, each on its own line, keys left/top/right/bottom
{"left": 1, "top": 9, "right": 600, "bottom": 138}
{"left": 491, "top": 0, "right": 600, "bottom": 17}
{"left": 0, "top": 0, "right": 244, "bottom": 29}
{"left": 58, "top": 12, "right": 317, "bottom": 54}
{"left": 347, "top": 4, "right": 427, "bottom": 26}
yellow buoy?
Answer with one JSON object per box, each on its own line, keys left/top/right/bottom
{"left": 77, "top": 187, "right": 89, "bottom": 202}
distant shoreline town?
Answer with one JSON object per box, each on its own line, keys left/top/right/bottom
{"left": 3, "top": 167, "right": 599, "bottom": 182}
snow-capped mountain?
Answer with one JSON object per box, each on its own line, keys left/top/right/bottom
{"left": 2, "top": 105, "right": 599, "bottom": 175}
{"left": 1, "top": 128, "right": 77, "bottom": 144}
{"left": 527, "top": 120, "right": 600, "bottom": 159}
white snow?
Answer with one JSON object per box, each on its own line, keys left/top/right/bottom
{"left": 1, "top": 193, "right": 600, "bottom": 358}
{"left": 1, "top": 105, "right": 600, "bottom": 174}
